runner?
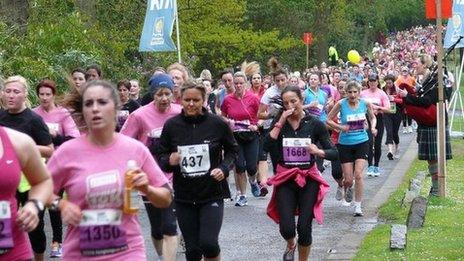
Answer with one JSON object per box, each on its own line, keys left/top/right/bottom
{"left": 47, "top": 80, "right": 172, "bottom": 260}
{"left": 265, "top": 85, "right": 336, "bottom": 261}
{"left": 383, "top": 74, "right": 403, "bottom": 160}
{"left": 167, "top": 63, "right": 190, "bottom": 104}
{"left": 327, "top": 81, "right": 377, "bottom": 216}
{"left": 32, "top": 79, "right": 80, "bottom": 258}
{"left": 221, "top": 71, "right": 260, "bottom": 206}
{"left": 155, "top": 81, "right": 238, "bottom": 261}
{"left": 121, "top": 73, "right": 181, "bottom": 261}
{"left": 0, "top": 75, "right": 54, "bottom": 261}
{"left": 361, "top": 73, "right": 390, "bottom": 177}
{"left": 0, "top": 126, "right": 52, "bottom": 261}
{"left": 116, "top": 79, "right": 140, "bottom": 131}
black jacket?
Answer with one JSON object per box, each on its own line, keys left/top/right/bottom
{"left": 155, "top": 108, "right": 238, "bottom": 203}
{"left": 264, "top": 113, "right": 338, "bottom": 170}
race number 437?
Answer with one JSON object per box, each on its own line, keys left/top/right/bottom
{"left": 178, "top": 144, "right": 211, "bottom": 177}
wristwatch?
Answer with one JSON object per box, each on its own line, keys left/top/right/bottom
{"left": 49, "top": 198, "right": 61, "bottom": 211}
{"left": 26, "top": 199, "right": 45, "bottom": 213}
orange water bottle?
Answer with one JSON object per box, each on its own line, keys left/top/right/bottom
{"left": 123, "top": 160, "right": 139, "bottom": 214}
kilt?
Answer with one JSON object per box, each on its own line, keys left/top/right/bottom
{"left": 417, "top": 125, "right": 452, "bottom": 161}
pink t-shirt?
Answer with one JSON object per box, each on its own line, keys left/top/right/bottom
{"left": 221, "top": 91, "right": 259, "bottom": 125}
{"left": 361, "top": 88, "right": 390, "bottom": 115}
{"left": 33, "top": 106, "right": 80, "bottom": 139}
{"left": 120, "top": 102, "right": 181, "bottom": 146}
{"left": 47, "top": 134, "right": 169, "bottom": 261}
{"left": 0, "top": 127, "right": 32, "bottom": 260}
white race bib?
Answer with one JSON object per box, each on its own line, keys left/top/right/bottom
{"left": 46, "top": 123, "right": 59, "bottom": 133}
{"left": 178, "top": 144, "right": 211, "bottom": 177}
{"left": 282, "top": 138, "right": 312, "bottom": 164}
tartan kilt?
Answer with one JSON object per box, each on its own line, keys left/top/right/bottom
{"left": 417, "top": 125, "right": 452, "bottom": 161}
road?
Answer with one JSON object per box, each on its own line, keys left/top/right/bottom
{"left": 42, "top": 131, "right": 416, "bottom": 260}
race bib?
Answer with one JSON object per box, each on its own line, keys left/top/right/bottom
{"left": 232, "top": 120, "right": 251, "bottom": 132}
{"left": 0, "top": 201, "right": 13, "bottom": 255}
{"left": 308, "top": 103, "right": 324, "bottom": 117}
{"left": 46, "top": 123, "right": 59, "bottom": 133}
{"left": 346, "top": 113, "right": 366, "bottom": 132}
{"left": 390, "top": 102, "right": 397, "bottom": 113}
{"left": 79, "top": 209, "right": 127, "bottom": 256}
{"left": 147, "top": 128, "right": 163, "bottom": 149}
{"left": 117, "top": 110, "right": 130, "bottom": 127}
{"left": 282, "top": 138, "right": 312, "bottom": 164}
{"left": 178, "top": 144, "right": 211, "bottom": 177}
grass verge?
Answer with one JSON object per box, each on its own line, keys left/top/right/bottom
{"left": 354, "top": 138, "right": 464, "bottom": 260}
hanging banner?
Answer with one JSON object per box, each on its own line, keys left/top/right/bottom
{"left": 139, "top": 0, "right": 177, "bottom": 52}
{"left": 444, "top": 0, "right": 464, "bottom": 48}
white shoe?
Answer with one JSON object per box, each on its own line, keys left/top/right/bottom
{"left": 335, "top": 186, "right": 344, "bottom": 201}
{"left": 353, "top": 202, "right": 363, "bottom": 216}
{"left": 402, "top": 127, "right": 408, "bottom": 134}
{"left": 341, "top": 199, "right": 351, "bottom": 206}
{"left": 408, "top": 126, "right": 413, "bottom": 133}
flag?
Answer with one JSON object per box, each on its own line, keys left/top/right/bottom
{"left": 444, "top": 1, "right": 464, "bottom": 48}
{"left": 139, "top": 0, "right": 177, "bottom": 52}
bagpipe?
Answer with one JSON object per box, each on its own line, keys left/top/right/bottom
{"left": 401, "top": 36, "right": 463, "bottom": 126}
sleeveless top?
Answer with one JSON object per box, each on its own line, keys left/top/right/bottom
{"left": 338, "top": 98, "right": 369, "bottom": 145}
{"left": 0, "top": 127, "right": 33, "bottom": 260}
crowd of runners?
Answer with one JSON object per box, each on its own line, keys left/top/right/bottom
{"left": 0, "top": 24, "right": 453, "bottom": 261}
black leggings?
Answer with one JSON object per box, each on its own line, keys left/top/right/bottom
{"left": 16, "top": 190, "right": 46, "bottom": 254}
{"left": 368, "top": 114, "right": 384, "bottom": 167}
{"left": 384, "top": 112, "right": 402, "bottom": 145}
{"left": 402, "top": 112, "right": 412, "bottom": 127}
{"left": 49, "top": 190, "right": 64, "bottom": 243}
{"left": 276, "top": 178, "right": 319, "bottom": 246}
{"left": 176, "top": 200, "right": 224, "bottom": 261}
{"left": 143, "top": 196, "right": 178, "bottom": 240}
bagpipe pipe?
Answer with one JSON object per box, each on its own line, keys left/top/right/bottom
{"left": 401, "top": 36, "right": 463, "bottom": 126}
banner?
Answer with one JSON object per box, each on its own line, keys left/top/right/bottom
{"left": 444, "top": 0, "right": 464, "bottom": 48}
{"left": 139, "top": 0, "right": 177, "bottom": 52}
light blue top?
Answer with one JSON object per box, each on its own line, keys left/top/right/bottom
{"left": 303, "top": 86, "right": 328, "bottom": 122}
{"left": 338, "top": 98, "right": 369, "bottom": 145}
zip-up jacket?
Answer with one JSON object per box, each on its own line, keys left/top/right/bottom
{"left": 155, "top": 108, "right": 238, "bottom": 203}
{"left": 264, "top": 113, "right": 338, "bottom": 169}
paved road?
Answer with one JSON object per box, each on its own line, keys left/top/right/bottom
{"left": 42, "top": 131, "right": 416, "bottom": 260}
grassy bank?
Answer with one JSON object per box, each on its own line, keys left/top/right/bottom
{"left": 354, "top": 138, "right": 464, "bottom": 260}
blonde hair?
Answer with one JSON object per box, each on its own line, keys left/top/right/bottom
{"left": 241, "top": 61, "right": 260, "bottom": 78}
{"left": 167, "top": 63, "right": 190, "bottom": 81}
{"left": 3, "top": 75, "right": 32, "bottom": 107}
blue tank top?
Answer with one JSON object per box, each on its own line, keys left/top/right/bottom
{"left": 304, "top": 87, "right": 328, "bottom": 122}
{"left": 338, "top": 98, "right": 369, "bottom": 145}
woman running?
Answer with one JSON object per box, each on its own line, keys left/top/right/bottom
{"left": 156, "top": 81, "right": 238, "bottom": 261}
{"left": 33, "top": 79, "right": 80, "bottom": 258}
{"left": 265, "top": 85, "right": 336, "bottom": 261}
{"left": 121, "top": 73, "right": 181, "bottom": 261}
{"left": 221, "top": 71, "right": 260, "bottom": 206}
{"left": 47, "top": 80, "right": 172, "bottom": 260}
{"left": 327, "top": 81, "right": 377, "bottom": 216}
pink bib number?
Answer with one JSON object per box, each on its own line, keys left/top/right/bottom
{"left": 79, "top": 209, "right": 127, "bottom": 256}
{"left": 282, "top": 138, "right": 312, "bottom": 164}
{"left": 0, "top": 201, "right": 13, "bottom": 255}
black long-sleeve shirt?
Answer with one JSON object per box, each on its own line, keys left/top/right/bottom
{"left": 264, "top": 114, "right": 338, "bottom": 170}
{"left": 155, "top": 108, "right": 238, "bottom": 203}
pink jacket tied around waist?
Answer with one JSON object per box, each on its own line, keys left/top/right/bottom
{"left": 266, "top": 164, "right": 330, "bottom": 225}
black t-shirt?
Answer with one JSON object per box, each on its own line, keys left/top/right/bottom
{"left": 0, "top": 108, "right": 52, "bottom": 145}
{"left": 121, "top": 99, "right": 141, "bottom": 114}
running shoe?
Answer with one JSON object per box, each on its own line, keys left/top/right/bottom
{"left": 394, "top": 150, "right": 400, "bottom": 159}
{"left": 259, "top": 183, "right": 269, "bottom": 197}
{"left": 372, "top": 166, "right": 380, "bottom": 177}
{"left": 235, "top": 195, "right": 248, "bottom": 207}
{"left": 341, "top": 199, "right": 351, "bottom": 207}
{"left": 335, "top": 186, "right": 344, "bottom": 201}
{"left": 387, "top": 152, "right": 394, "bottom": 160}
{"left": 408, "top": 126, "right": 413, "bottom": 133}
{"left": 345, "top": 186, "right": 353, "bottom": 203}
{"left": 282, "top": 247, "right": 296, "bottom": 261}
{"left": 367, "top": 166, "right": 375, "bottom": 177}
{"left": 402, "top": 127, "right": 408, "bottom": 134}
{"left": 354, "top": 203, "right": 363, "bottom": 217}
{"left": 250, "top": 182, "right": 261, "bottom": 197}
{"left": 50, "top": 242, "right": 62, "bottom": 258}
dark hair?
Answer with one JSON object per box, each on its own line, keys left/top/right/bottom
{"left": 36, "top": 79, "right": 57, "bottom": 95}
{"left": 117, "top": 79, "right": 131, "bottom": 90}
{"left": 72, "top": 68, "right": 86, "bottom": 75}
{"left": 267, "top": 57, "right": 288, "bottom": 78}
{"left": 219, "top": 69, "right": 234, "bottom": 79}
{"left": 383, "top": 74, "right": 396, "bottom": 82}
{"left": 281, "top": 85, "right": 303, "bottom": 101}
{"left": 86, "top": 64, "right": 102, "bottom": 78}
{"left": 180, "top": 81, "right": 206, "bottom": 101}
